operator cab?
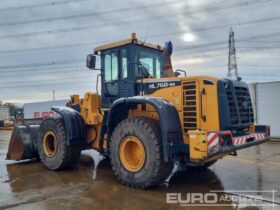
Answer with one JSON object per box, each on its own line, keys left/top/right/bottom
{"left": 87, "top": 33, "right": 171, "bottom": 108}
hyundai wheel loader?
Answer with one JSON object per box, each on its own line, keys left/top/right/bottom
{"left": 7, "top": 33, "right": 271, "bottom": 189}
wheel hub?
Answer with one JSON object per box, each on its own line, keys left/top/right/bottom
{"left": 43, "top": 131, "right": 58, "bottom": 158}
{"left": 119, "top": 136, "right": 145, "bottom": 172}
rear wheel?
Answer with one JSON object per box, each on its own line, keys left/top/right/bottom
{"left": 38, "top": 118, "right": 81, "bottom": 170}
{"left": 110, "top": 117, "right": 173, "bottom": 189}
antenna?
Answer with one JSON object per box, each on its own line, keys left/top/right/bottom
{"left": 228, "top": 27, "right": 239, "bottom": 79}
{"left": 143, "top": 20, "right": 154, "bottom": 43}
{"left": 53, "top": 90, "right": 55, "bottom": 101}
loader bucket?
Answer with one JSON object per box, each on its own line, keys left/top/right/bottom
{"left": 6, "top": 125, "right": 40, "bottom": 160}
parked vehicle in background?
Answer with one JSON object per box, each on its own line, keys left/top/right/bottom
{"left": 23, "top": 100, "right": 69, "bottom": 120}
{"left": 0, "top": 106, "right": 10, "bottom": 127}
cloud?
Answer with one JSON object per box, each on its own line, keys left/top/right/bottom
{"left": 0, "top": 0, "right": 279, "bottom": 103}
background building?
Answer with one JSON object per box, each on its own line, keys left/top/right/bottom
{"left": 23, "top": 99, "right": 68, "bottom": 120}
{"left": 249, "top": 81, "right": 280, "bottom": 138}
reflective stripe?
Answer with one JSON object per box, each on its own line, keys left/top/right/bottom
{"left": 207, "top": 133, "right": 216, "bottom": 141}
{"left": 233, "top": 133, "right": 266, "bottom": 145}
{"left": 208, "top": 133, "right": 219, "bottom": 146}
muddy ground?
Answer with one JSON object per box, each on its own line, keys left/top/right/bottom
{"left": 0, "top": 130, "right": 279, "bottom": 210}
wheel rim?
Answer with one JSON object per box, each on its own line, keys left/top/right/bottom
{"left": 43, "top": 131, "right": 58, "bottom": 158}
{"left": 119, "top": 136, "right": 146, "bottom": 172}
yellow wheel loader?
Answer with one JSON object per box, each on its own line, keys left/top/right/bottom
{"left": 7, "top": 33, "right": 271, "bottom": 189}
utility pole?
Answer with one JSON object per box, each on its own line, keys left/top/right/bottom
{"left": 53, "top": 90, "right": 55, "bottom": 101}
{"left": 228, "top": 27, "right": 239, "bottom": 79}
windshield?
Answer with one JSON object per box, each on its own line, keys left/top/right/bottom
{"left": 137, "top": 49, "right": 163, "bottom": 78}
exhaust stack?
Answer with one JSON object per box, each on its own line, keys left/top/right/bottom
{"left": 163, "top": 41, "right": 176, "bottom": 78}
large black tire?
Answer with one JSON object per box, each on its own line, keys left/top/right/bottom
{"left": 38, "top": 118, "right": 81, "bottom": 170}
{"left": 110, "top": 117, "right": 173, "bottom": 189}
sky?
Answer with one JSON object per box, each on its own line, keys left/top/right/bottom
{"left": 0, "top": 0, "right": 279, "bottom": 104}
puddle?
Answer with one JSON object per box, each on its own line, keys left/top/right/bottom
{"left": 0, "top": 131, "right": 279, "bottom": 210}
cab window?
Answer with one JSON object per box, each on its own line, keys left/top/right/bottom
{"left": 138, "top": 50, "right": 162, "bottom": 78}
{"left": 121, "top": 49, "right": 128, "bottom": 79}
{"left": 104, "top": 51, "right": 118, "bottom": 81}
{"left": 103, "top": 51, "right": 119, "bottom": 96}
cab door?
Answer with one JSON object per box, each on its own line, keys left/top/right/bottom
{"left": 118, "top": 47, "right": 136, "bottom": 97}
{"left": 101, "top": 47, "right": 136, "bottom": 108}
{"left": 101, "top": 50, "right": 120, "bottom": 107}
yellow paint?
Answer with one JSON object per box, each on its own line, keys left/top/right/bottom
{"left": 144, "top": 85, "right": 182, "bottom": 111}
{"left": 143, "top": 76, "right": 220, "bottom": 147}
{"left": 80, "top": 93, "right": 106, "bottom": 150}
{"left": 128, "top": 104, "right": 159, "bottom": 120}
{"left": 94, "top": 33, "right": 164, "bottom": 53}
{"left": 70, "top": 74, "right": 221, "bottom": 162}
{"left": 69, "top": 93, "right": 105, "bottom": 151}
{"left": 199, "top": 77, "right": 220, "bottom": 132}
{"left": 43, "top": 131, "right": 58, "bottom": 158}
{"left": 70, "top": 94, "right": 81, "bottom": 105}
{"left": 0, "top": 126, "right": 14, "bottom": 131}
{"left": 88, "top": 35, "right": 222, "bottom": 162}
{"left": 131, "top": 32, "right": 137, "bottom": 39}
{"left": 80, "top": 92, "right": 103, "bottom": 125}
{"left": 249, "top": 124, "right": 256, "bottom": 133}
{"left": 188, "top": 130, "right": 208, "bottom": 161}
{"left": 119, "top": 136, "right": 146, "bottom": 172}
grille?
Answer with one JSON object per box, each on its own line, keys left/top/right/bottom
{"left": 225, "top": 84, "right": 254, "bottom": 125}
{"left": 234, "top": 86, "right": 254, "bottom": 124}
{"left": 183, "top": 81, "right": 198, "bottom": 132}
{"left": 225, "top": 86, "right": 239, "bottom": 124}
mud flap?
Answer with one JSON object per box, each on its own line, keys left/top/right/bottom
{"left": 6, "top": 125, "right": 40, "bottom": 160}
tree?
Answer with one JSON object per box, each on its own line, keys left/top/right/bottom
{"left": 4, "top": 103, "right": 17, "bottom": 116}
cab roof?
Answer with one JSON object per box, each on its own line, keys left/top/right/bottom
{"left": 94, "top": 33, "right": 165, "bottom": 53}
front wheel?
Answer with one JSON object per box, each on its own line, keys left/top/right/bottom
{"left": 110, "top": 117, "right": 173, "bottom": 189}
{"left": 38, "top": 118, "right": 81, "bottom": 170}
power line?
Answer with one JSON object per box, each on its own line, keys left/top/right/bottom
{"left": 1, "top": 64, "right": 279, "bottom": 89}
{"left": 246, "top": 40, "right": 280, "bottom": 43}
{"left": 0, "top": 74, "right": 97, "bottom": 85}
{"left": 0, "top": 0, "right": 187, "bottom": 27}
{"left": 1, "top": 38, "right": 280, "bottom": 72}
{"left": 0, "top": 65, "right": 85, "bottom": 74}
{"left": 0, "top": 79, "right": 96, "bottom": 89}
{"left": 176, "top": 45, "right": 280, "bottom": 59}
{"left": 0, "top": 15, "right": 279, "bottom": 55}
{"left": 0, "top": 59, "right": 83, "bottom": 69}
{"left": 153, "top": 16, "right": 280, "bottom": 38}
{"left": 1, "top": 53, "right": 280, "bottom": 80}
{"left": 241, "top": 64, "right": 280, "bottom": 67}
{"left": 1, "top": 67, "right": 85, "bottom": 75}
{"left": 0, "top": 0, "right": 276, "bottom": 39}
{"left": 176, "top": 31, "right": 280, "bottom": 50}
{"left": 0, "top": 41, "right": 100, "bottom": 54}
{"left": 0, "top": 0, "right": 89, "bottom": 12}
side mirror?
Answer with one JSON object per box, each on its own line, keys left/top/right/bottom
{"left": 175, "top": 69, "right": 187, "bottom": 77}
{"left": 86, "top": 54, "right": 96, "bottom": 70}
{"left": 175, "top": 72, "right": 181, "bottom": 77}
